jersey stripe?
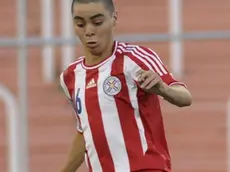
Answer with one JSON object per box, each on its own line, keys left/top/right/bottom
{"left": 85, "top": 69, "right": 115, "bottom": 172}
{"left": 117, "top": 49, "right": 122, "bottom": 54}
{"left": 137, "top": 95, "right": 171, "bottom": 171}
{"left": 146, "top": 48, "right": 164, "bottom": 64}
{"left": 121, "top": 55, "right": 171, "bottom": 170}
{"left": 117, "top": 45, "right": 153, "bottom": 72}
{"left": 61, "top": 60, "right": 82, "bottom": 100}
{"left": 127, "top": 44, "right": 168, "bottom": 75}
{"left": 98, "top": 62, "right": 130, "bottom": 171}
{"left": 61, "top": 61, "right": 83, "bottom": 132}
{"left": 119, "top": 43, "right": 167, "bottom": 76}
{"left": 123, "top": 55, "right": 160, "bottom": 152}
{"left": 74, "top": 65, "right": 102, "bottom": 172}
{"left": 123, "top": 55, "right": 148, "bottom": 154}
{"left": 118, "top": 44, "right": 185, "bottom": 87}
{"left": 60, "top": 72, "right": 71, "bottom": 99}
{"left": 110, "top": 54, "right": 144, "bottom": 170}
{"left": 85, "top": 151, "right": 92, "bottom": 172}
{"left": 71, "top": 66, "right": 82, "bottom": 133}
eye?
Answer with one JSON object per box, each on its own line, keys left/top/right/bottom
{"left": 76, "top": 23, "right": 85, "bottom": 28}
{"left": 93, "top": 21, "right": 103, "bottom": 26}
{"left": 74, "top": 19, "right": 85, "bottom": 28}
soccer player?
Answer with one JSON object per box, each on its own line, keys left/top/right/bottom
{"left": 59, "top": 0, "right": 192, "bottom": 172}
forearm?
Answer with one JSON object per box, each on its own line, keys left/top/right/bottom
{"left": 60, "top": 133, "right": 85, "bottom": 172}
{"left": 159, "top": 83, "right": 192, "bottom": 107}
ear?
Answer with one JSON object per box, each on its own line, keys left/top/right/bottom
{"left": 112, "top": 10, "right": 118, "bottom": 26}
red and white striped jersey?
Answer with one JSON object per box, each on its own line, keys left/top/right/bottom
{"left": 60, "top": 41, "right": 185, "bottom": 172}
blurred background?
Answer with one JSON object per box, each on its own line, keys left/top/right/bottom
{"left": 0, "top": 0, "right": 230, "bottom": 172}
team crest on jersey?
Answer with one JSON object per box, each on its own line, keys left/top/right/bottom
{"left": 103, "top": 76, "right": 122, "bottom": 96}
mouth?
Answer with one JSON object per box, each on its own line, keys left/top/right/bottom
{"left": 86, "top": 41, "right": 98, "bottom": 48}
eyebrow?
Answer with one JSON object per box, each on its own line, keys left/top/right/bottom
{"left": 73, "top": 13, "right": 105, "bottom": 20}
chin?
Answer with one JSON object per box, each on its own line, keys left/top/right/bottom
{"left": 89, "top": 47, "right": 102, "bottom": 55}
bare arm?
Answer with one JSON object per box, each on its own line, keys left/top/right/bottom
{"left": 136, "top": 70, "right": 192, "bottom": 107}
{"left": 60, "top": 132, "right": 85, "bottom": 172}
{"left": 158, "top": 84, "right": 192, "bottom": 107}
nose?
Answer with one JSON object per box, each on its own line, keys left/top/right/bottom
{"left": 85, "top": 24, "right": 95, "bottom": 37}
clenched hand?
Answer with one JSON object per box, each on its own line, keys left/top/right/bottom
{"left": 136, "top": 69, "right": 166, "bottom": 95}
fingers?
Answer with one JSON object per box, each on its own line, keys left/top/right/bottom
{"left": 136, "top": 69, "right": 151, "bottom": 82}
{"left": 135, "top": 69, "right": 144, "bottom": 77}
{"left": 146, "top": 79, "right": 160, "bottom": 90}
{"left": 138, "top": 71, "right": 149, "bottom": 82}
{"left": 136, "top": 69, "right": 160, "bottom": 89}
{"left": 140, "top": 74, "right": 156, "bottom": 88}
{"left": 136, "top": 69, "right": 145, "bottom": 82}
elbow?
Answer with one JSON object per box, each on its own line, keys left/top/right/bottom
{"left": 176, "top": 92, "right": 192, "bottom": 108}
{"left": 164, "top": 86, "right": 193, "bottom": 108}
{"left": 177, "top": 100, "right": 192, "bottom": 107}
{"left": 177, "top": 93, "right": 193, "bottom": 108}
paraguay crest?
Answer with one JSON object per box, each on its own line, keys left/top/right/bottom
{"left": 103, "top": 76, "right": 122, "bottom": 96}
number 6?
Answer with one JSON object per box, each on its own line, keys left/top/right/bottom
{"left": 76, "top": 88, "right": 82, "bottom": 114}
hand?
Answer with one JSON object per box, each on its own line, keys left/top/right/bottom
{"left": 136, "top": 69, "right": 167, "bottom": 95}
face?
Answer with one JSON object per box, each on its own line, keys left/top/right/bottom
{"left": 72, "top": 2, "right": 117, "bottom": 55}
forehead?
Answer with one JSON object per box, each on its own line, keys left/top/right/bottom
{"left": 72, "top": 2, "right": 110, "bottom": 18}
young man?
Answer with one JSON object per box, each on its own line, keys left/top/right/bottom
{"left": 59, "top": 0, "right": 192, "bottom": 172}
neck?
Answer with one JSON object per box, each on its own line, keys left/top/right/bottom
{"left": 84, "top": 40, "right": 115, "bottom": 66}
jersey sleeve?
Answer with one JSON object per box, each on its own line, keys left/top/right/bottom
{"left": 60, "top": 71, "right": 72, "bottom": 101}
{"left": 60, "top": 70, "right": 83, "bottom": 133}
{"left": 126, "top": 46, "right": 186, "bottom": 87}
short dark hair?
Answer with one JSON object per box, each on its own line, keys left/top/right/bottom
{"left": 71, "top": 0, "right": 115, "bottom": 14}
